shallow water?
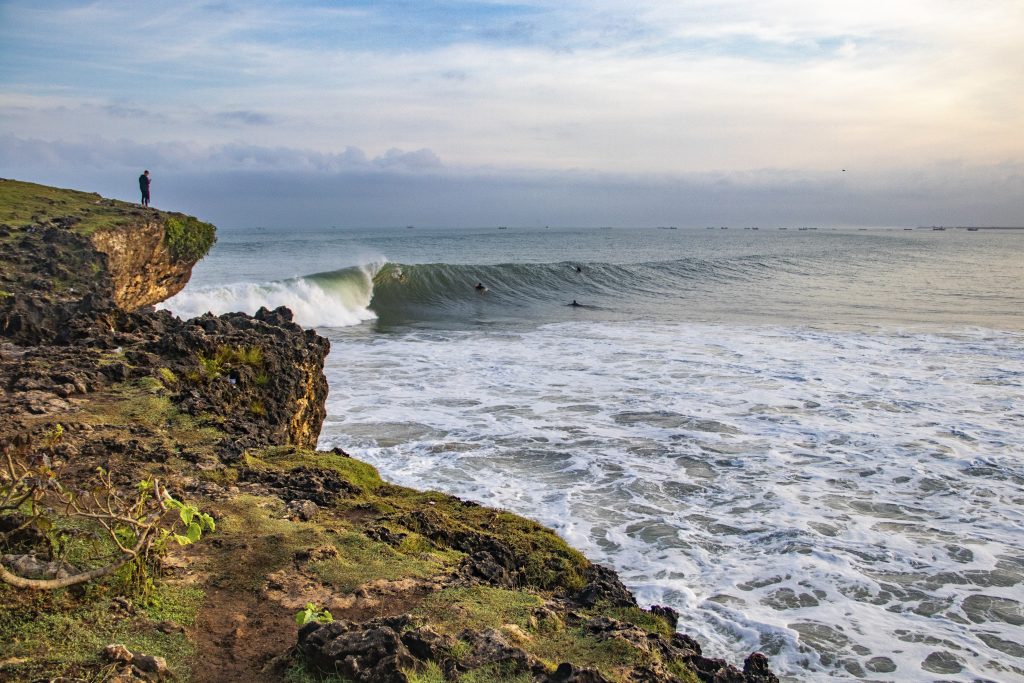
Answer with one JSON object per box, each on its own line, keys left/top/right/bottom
{"left": 165, "top": 226, "right": 1024, "bottom": 680}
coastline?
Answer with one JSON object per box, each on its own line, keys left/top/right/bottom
{"left": 0, "top": 179, "right": 778, "bottom": 682}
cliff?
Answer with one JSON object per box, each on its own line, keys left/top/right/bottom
{"left": 0, "top": 180, "right": 777, "bottom": 683}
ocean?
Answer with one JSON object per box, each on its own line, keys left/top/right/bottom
{"left": 162, "top": 225, "right": 1024, "bottom": 682}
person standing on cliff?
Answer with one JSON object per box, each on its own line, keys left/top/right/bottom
{"left": 138, "top": 170, "right": 151, "bottom": 207}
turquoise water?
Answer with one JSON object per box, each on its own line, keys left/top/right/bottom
{"left": 166, "top": 226, "right": 1024, "bottom": 681}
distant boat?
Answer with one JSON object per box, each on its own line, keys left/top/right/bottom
{"left": 904, "top": 228, "right": 913, "bottom": 231}
{"left": 932, "top": 227, "right": 946, "bottom": 231}
{"left": 406, "top": 225, "right": 415, "bottom": 229}
{"left": 497, "top": 226, "right": 508, "bottom": 230}
{"left": 779, "top": 227, "right": 787, "bottom": 230}
{"left": 967, "top": 227, "right": 979, "bottom": 231}
{"left": 751, "top": 227, "right": 759, "bottom": 230}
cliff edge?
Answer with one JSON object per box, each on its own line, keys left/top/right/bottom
{"left": 0, "top": 180, "right": 778, "bottom": 683}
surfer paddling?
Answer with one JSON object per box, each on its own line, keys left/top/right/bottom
{"left": 474, "top": 282, "right": 486, "bottom": 291}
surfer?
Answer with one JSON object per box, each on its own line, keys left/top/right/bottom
{"left": 569, "top": 300, "right": 582, "bottom": 307}
{"left": 575, "top": 265, "right": 582, "bottom": 273}
{"left": 474, "top": 282, "right": 486, "bottom": 291}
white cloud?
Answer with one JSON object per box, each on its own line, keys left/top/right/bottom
{"left": 1, "top": 1, "right": 1022, "bottom": 181}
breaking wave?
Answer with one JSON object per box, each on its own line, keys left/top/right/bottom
{"left": 162, "top": 256, "right": 784, "bottom": 328}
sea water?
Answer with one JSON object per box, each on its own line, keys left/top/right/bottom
{"left": 163, "top": 226, "right": 1024, "bottom": 681}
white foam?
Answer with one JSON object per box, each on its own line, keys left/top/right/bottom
{"left": 160, "top": 264, "right": 379, "bottom": 328}
{"left": 317, "top": 321, "right": 1024, "bottom": 680}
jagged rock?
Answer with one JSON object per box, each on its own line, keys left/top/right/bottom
{"left": 545, "top": 662, "right": 613, "bottom": 683}
{"left": 742, "top": 652, "right": 779, "bottom": 682}
{"left": 650, "top": 604, "right": 680, "bottom": 630}
{"left": 450, "top": 628, "right": 540, "bottom": 677}
{"left": 297, "top": 618, "right": 416, "bottom": 682}
{"left": 400, "top": 626, "right": 455, "bottom": 661}
{"left": 575, "top": 564, "right": 638, "bottom": 608}
{"left": 240, "top": 465, "right": 357, "bottom": 506}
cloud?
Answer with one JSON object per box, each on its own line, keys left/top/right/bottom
{"left": 208, "top": 110, "right": 276, "bottom": 126}
{"left": 0, "top": 135, "right": 442, "bottom": 174}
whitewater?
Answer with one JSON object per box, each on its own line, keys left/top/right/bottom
{"left": 163, "top": 226, "right": 1024, "bottom": 681}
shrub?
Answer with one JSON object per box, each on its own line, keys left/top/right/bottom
{"left": 164, "top": 216, "right": 216, "bottom": 263}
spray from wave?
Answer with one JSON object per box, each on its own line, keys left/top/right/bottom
{"left": 161, "top": 261, "right": 382, "bottom": 327}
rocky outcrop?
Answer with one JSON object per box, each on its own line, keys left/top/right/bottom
{"left": 90, "top": 217, "right": 197, "bottom": 310}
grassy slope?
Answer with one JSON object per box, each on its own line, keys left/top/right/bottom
{"left": 0, "top": 178, "right": 145, "bottom": 237}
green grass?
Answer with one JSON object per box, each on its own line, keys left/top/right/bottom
{"left": 0, "top": 586, "right": 197, "bottom": 681}
{"left": 416, "top": 587, "right": 544, "bottom": 634}
{"left": 248, "top": 447, "right": 386, "bottom": 494}
{"left": 208, "top": 495, "right": 322, "bottom": 590}
{"left": 310, "top": 529, "right": 460, "bottom": 592}
{"left": 0, "top": 178, "right": 140, "bottom": 236}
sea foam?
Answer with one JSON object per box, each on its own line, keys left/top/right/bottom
{"left": 318, "top": 321, "right": 1024, "bottom": 681}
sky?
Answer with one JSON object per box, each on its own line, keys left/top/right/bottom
{"left": 1, "top": 0, "right": 1022, "bottom": 227}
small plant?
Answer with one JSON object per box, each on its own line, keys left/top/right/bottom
{"left": 196, "top": 353, "right": 223, "bottom": 380}
{"left": 249, "top": 400, "right": 266, "bottom": 417}
{"left": 295, "top": 602, "right": 333, "bottom": 626}
{"left": 157, "top": 367, "right": 178, "bottom": 387}
{"left": 254, "top": 372, "right": 270, "bottom": 387}
{"left": 0, "top": 436, "right": 216, "bottom": 592}
{"left": 163, "top": 496, "right": 216, "bottom": 546}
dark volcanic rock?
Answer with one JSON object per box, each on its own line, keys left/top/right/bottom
{"left": 239, "top": 465, "right": 357, "bottom": 506}
{"left": 575, "top": 563, "right": 638, "bottom": 608}
{"left": 298, "top": 618, "right": 416, "bottom": 683}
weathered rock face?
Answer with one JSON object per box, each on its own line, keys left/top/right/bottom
{"left": 90, "top": 219, "right": 196, "bottom": 310}
{"left": 143, "top": 305, "right": 330, "bottom": 451}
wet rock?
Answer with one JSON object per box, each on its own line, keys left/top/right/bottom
{"left": 864, "top": 655, "right": 897, "bottom": 673}
{"left": 743, "top": 652, "right": 778, "bottom": 682}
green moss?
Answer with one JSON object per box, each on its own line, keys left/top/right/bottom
{"left": 249, "top": 447, "right": 386, "bottom": 494}
{"left": 310, "top": 529, "right": 459, "bottom": 592}
{"left": 208, "top": 495, "right": 322, "bottom": 590}
{"left": 668, "top": 659, "right": 702, "bottom": 683}
{"left": 283, "top": 658, "right": 354, "bottom": 682}
{"left": 157, "top": 367, "right": 178, "bottom": 386}
{"left": 458, "top": 665, "right": 533, "bottom": 683}
{"left": 165, "top": 215, "right": 216, "bottom": 262}
{"left": 413, "top": 587, "right": 685, "bottom": 683}
{"left": 390, "top": 493, "right": 590, "bottom": 592}
{"left": 602, "top": 605, "right": 675, "bottom": 638}
{"left": 417, "top": 587, "right": 544, "bottom": 634}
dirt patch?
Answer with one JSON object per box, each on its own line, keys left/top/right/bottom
{"left": 190, "top": 587, "right": 295, "bottom": 683}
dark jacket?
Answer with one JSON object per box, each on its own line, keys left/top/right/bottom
{"left": 139, "top": 174, "right": 150, "bottom": 193}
